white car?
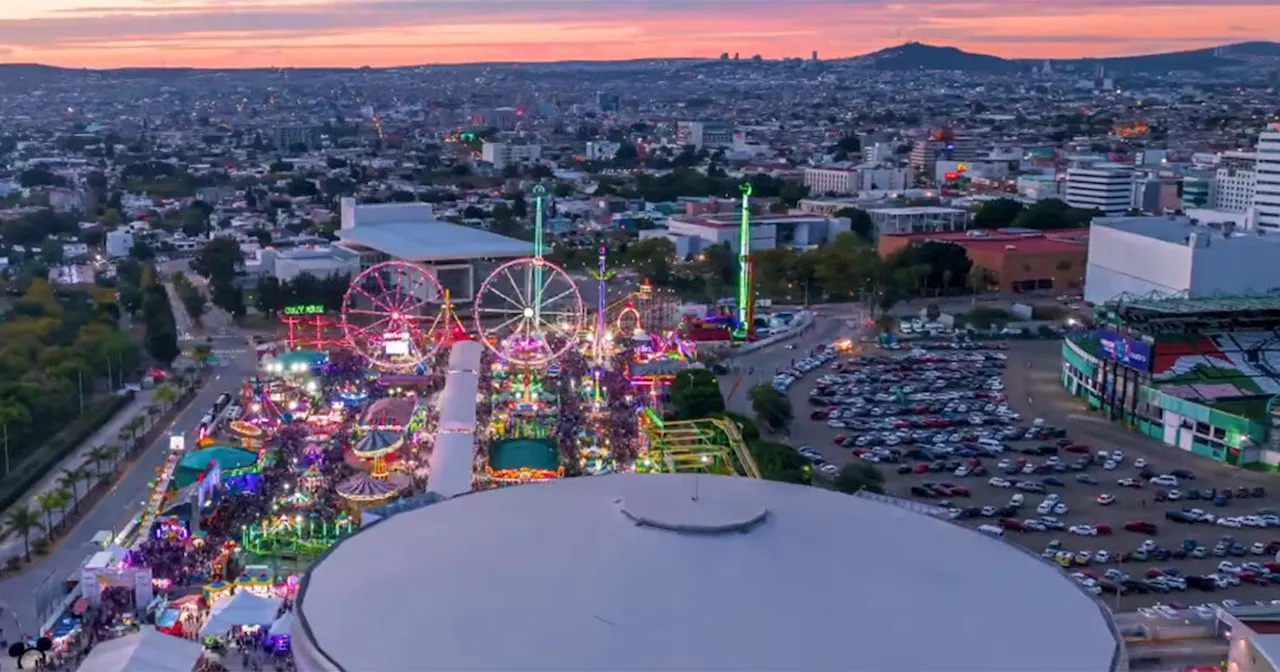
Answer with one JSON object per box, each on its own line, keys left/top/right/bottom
{"left": 1053, "top": 503, "right": 1069, "bottom": 515}
{"left": 1217, "top": 517, "right": 1243, "bottom": 529}
{"left": 1096, "top": 494, "right": 1116, "bottom": 505}
{"left": 1150, "top": 475, "right": 1179, "bottom": 487}
{"left": 1134, "top": 458, "right": 1147, "bottom": 469}
{"left": 1037, "top": 501, "right": 1053, "bottom": 515}
{"left": 988, "top": 477, "right": 1012, "bottom": 488}
{"left": 1010, "top": 493, "right": 1025, "bottom": 505}
{"left": 1095, "top": 550, "right": 1111, "bottom": 563}
{"left": 1069, "top": 525, "right": 1098, "bottom": 536}
{"left": 1103, "top": 461, "right": 1117, "bottom": 471}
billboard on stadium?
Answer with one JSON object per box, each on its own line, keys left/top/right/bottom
{"left": 1098, "top": 330, "right": 1152, "bottom": 372}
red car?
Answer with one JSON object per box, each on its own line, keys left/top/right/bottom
{"left": 1124, "top": 520, "right": 1158, "bottom": 534}
{"left": 1064, "top": 444, "right": 1091, "bottom": 454}
{"left": 1095, "top": 524, "right": 1113, "bottom": 535}
{"left": 913, "top": 463, "right": 930, "bottom": 474}
{"left": 998, "top": 518, "right": 1025, "bottom": 531}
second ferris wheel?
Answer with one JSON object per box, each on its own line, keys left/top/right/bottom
{"left": 473, "top": 185, "right": 585, "bottom": 368}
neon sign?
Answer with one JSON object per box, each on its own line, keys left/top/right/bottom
{"left": 284, "top": 304, "right": 325, "bottom": 316}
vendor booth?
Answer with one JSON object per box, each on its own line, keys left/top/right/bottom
{"left": 199, "top": 590, "right": 281, "bottom": 638}
{"left": 75, "top": 628, "right": 204, "bottom": 672}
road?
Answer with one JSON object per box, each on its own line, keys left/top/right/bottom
{"left": 719, "top": 308, "right": 865, "bottom": 419}
{"left": 0, "top": 340, "right": 258, "bottom": 637}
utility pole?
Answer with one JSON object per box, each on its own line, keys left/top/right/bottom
{"left": 3, "top": 424, "right": 8, "bottom": 476}
{"left": 77, "top": 369, "right": 85, "bottom": 415}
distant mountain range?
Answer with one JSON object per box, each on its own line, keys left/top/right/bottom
{"left": 855, "top": 40, "right": 1280, "bottom": 73}
{"left": 2, "top": 40, "right": 1279, "bottom": 75}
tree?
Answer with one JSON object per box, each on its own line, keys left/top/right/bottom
{"left": 57, "top": 467, "right": 91, "bottom": 513}
{"left": 129, "top": 240, "right": 156, "bottom": 262}
{"left": 972, "top": 198, "right": 1024, "bottom": 230}
{"left": 1012, "top": 199, "right": 1099, "bottom": 231}
{"left": 833, "top": 461, "right": 885, "bottom": 494}
{"left": 255, "top": 276, "right": 286, "bottom": 316}
{"left": 1, "top": 506, "right": 43, "bottom": 561}
{"left": 192, "top": 237, "right": 242, "bottom": 284}
{"left": 34, "top": 491, "right": 61, "bottom": 537}
{"left": 748, "top": 383, "right": 793, "bottom": 431}
{"left": 669, "top": 369, "right": 725, "bottom": 420}
{"left": 626, "top": 238, "right": 676, "bottom": 286}
{"left": 747, "top": 440, "right": 811, "bottom": 484}
{"left": 86, "top": 445, "right": 115, "bottom": 480}
{"left": 834, "top": 207, "right": 875, "bottom": 243}
{"left": 211, "top": 280, "right": 246, "bottom": 319}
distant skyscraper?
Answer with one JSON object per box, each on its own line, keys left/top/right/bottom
{"left": 1256, "top": 124, "right": 1280, "bottom": 229}
{"left": 812, "top": 50, "right": 819, "bottom": 61}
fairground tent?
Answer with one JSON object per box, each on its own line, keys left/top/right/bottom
{"left": 200, "top": 589, "right": 282, "bottom": 637}
{"left": 75, "top": 628, "right": 203, "bottom": 672}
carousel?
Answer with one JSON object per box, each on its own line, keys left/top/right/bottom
{"left": 336, "top": 430, "right": 410, "bottom": 511}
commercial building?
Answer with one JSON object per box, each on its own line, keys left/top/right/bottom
{"left": 242, "top": 246, "right": 361, "bottom": 283}
{"left": 1213, "top": 151, "right": 1257, "bottom": 213}
{"left": 1182, "top": 175, "right": 1213, "bottom": 209}
{"left": 803, "top": 165, "right": 908, "bottom": 196}
{"left": 676, "top": 120, "right": 734, "bottom": 150}
{"left": 334, "top": 198, "right": 530, "bottom": 302}
{"left": 1065, "top": 164, "right": 1134, "bottom": 215}
{"left": 584, "top": 141, "right": 620, "bottom": 161}
{"left": 480, "top": 142, "right": 542, "bottom": 170}
{"left": 1083, "top": 215, "right": 1280, "bottom": 306}
{"left": 1130, "top": 173, "right": 1183, "bottom": 214}
{"left": 866, "top": 206, "right": 968, "bottom": 237}
{"left": 908, "top": 132, "right": 976, "bottom": 176}
{"left": 1060, "top": 294, "right": 1280, "bottom": 469}
{"left": 1255, "top": 124, "right": 1280, "bottom": 230}
{"left": 105, "top": 229, "right": 133, "bottom": 258}
{"left": 643, "top": 213, "right": 850, "bottom": 258}
{"left": 878, "top": 228, "right": 1088, "bottom": 293}
{"left": 1016, "top": 175, "right": 1064, "bottom": 201}
{"left": 294, "top": 474, "right": 1122, "bottom": 672}
{"left": 1220, "top": 605, "right": 1280, "bottom": 672}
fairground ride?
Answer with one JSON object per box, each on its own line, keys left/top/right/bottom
{"left": 637, "top": 409, "right": 761, "bottom": 478}
{"left": 473, "top": 185, "right": 585, "bottom": 368}
{"left": 240, "top": 514, "right": 356, "bottom": 559}
{"left": 734, "top": 183, "right": 756, "bottom": 341}
{"left": 281, "top": 311, "right": 344, "bottom": 351}
{"left": 341, "top": 260, "right": 469, "bottom": 370}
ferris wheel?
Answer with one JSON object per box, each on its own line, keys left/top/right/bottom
{"left": 341, "top": 261, "right": 447, "bottom": 370}
{"left": 474, "top": 258, "right": 584, "bottom": 367}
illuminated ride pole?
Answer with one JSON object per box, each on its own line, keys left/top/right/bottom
{"left": 735, "top": 183, "right": 755, "bottom": 340}
{"left": 532, "top": 185, "right": 547, "bottom": 328}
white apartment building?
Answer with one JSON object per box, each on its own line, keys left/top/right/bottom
{"left": 1255, "top": 125, "right": 1280, "bottom": 229}
{"left": 481, "top": 142, "right": 542, "bottom": 170}
{"left": 1065, "top": 164, "right": 1134, "bottom": 215}
{"left": 1212, "top": 151, "right": 1256, "bottom": 213}
{"left": 803, "top": 165, "right": 907, "bottom": 196}
{"left": 105, "top": 229, "right": 134, "bottom": 258}
{"left": 675, "top": 121, "right": 734, "bottom": 150}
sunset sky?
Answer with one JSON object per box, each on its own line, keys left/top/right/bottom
{"left": 0, "top": 0, "right": 1277, "bottom": 69}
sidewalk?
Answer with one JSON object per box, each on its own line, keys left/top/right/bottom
{"left": 0, "top": 389, "right": 155, "bottom": 559}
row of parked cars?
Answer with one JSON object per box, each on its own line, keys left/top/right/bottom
{"left": 772, "top": 347, "right": 836, "bottom": 393}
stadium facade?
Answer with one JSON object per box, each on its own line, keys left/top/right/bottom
{"left": 1061, "top": 293, "right": 1280, "bottom": 469}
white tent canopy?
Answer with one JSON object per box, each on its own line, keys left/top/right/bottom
{"left": 200, "top": 590, "right": 282, "bottom": 637}
{"left": 269, "top": 611, "right": 294, "bottom": 638}
{"left": 76, "top": 628, "right": 203, "bottom": 672}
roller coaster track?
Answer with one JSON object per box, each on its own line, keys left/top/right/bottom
{"left": 640, "top": 414, "right": 761, "bottom": 479}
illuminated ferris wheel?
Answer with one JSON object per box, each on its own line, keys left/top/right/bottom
{"left": 341, "top": 261, "right": 447, "bottom": 370}
{"left": 473, "top": 186, "right": 584, "bottom": 367}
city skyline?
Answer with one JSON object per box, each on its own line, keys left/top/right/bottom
{"left": 0, "top": 0, "right": 1278, "bottom": 69}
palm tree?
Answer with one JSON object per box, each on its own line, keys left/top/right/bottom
{"left": 101, "top": 444, "right": 122, "bottom": 475}
{"left": 57, "top": 467, "right": 91, "bottom": 513}
{"left": 154, "top": 384, "right": 179, "bottom": 408}
{"left": 2, "top": 506, "right": 44, "bottom": 561}
{"left": 34, "top": 491, "right": 61, "bottom": 537}
{"left": 86, "top": 445, "right": 114, "bottom": 480}
{"left": 50, "top": 489, "right": 72, "bottom": 531}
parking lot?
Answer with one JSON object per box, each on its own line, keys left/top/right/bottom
{"left": 788, "top": 337, "right": 1280, "bottom": 612}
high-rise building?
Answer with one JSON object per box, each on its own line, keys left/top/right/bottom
{"left": 907, "top": 129, "right": 976, "bottom": 177}
{"left": 481, "top": 142, "right": 542, "bottom": 170}
{"left": 1212, "top": 151, "right": 1257, "bottom": 213}
{"left": 272, "top": 125, "right": 317, "bottom": 150}
{"left": 1065, "top": 164, "right": 1134, "bottom": 215}
{"left": 1254, "top": 125, "right": 1280, "bottom": 229}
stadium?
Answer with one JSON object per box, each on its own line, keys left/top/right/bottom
{"left": 292, "top": 474, "right": 1122, "bottom": 672}
{"left": 1062, "top": 293, "right": 1280, "bottom": 469}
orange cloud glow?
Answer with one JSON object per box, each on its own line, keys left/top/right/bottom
{"left": 0, "top": 0, "right": 1277, "bottom": 68}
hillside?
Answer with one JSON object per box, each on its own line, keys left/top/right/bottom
{"left": 855, "top": 40, "right": 1280, "bottom": 73}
